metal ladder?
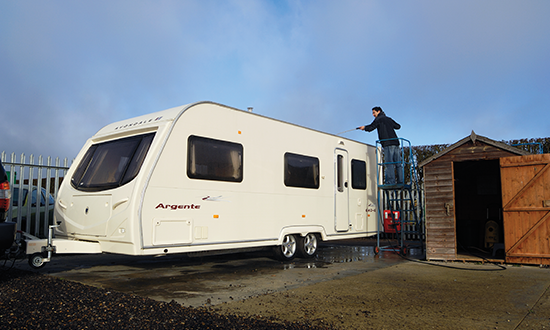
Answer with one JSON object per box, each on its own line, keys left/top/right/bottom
{"left": 375, "top": 138, "right": 424, "bottom": 255}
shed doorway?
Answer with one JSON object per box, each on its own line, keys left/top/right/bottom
{"left": 454, "top": 159, "right": 504, "bottom": 256}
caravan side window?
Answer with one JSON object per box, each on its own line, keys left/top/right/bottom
{"left": 351, "top": 159, "right": 367, "bottom": 190}
{"left": 187, "top": 135, "right": 243, "bottom": 182}
{"left": 284, "top": 153, "right": 320, "bottom": 189}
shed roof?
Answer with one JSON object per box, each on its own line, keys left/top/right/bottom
{"left": 418, "top": 131, "right": 530, "bottom": 168}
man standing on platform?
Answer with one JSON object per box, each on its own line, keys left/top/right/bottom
{"left": 359, "top": 106, "right": 403, "bottom": 185}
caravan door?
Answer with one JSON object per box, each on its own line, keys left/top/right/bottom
{"left": 335, "top": 149, "right": 350, "bottom": 231}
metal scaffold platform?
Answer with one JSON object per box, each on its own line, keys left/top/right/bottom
{"left": 375, "top": 138, "right": 425, "bottom": 255}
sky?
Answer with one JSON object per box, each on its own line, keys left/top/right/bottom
{"left": 1, "top": 0, "right": 549, "bottom": 161}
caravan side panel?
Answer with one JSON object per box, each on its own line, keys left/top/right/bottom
{"left": 56, "top": 102, "right": 379, "bottom": 256}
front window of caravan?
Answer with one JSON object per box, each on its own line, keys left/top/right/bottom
{"left": 71, "top": 133, "right": 155, "bottom": 192}
{"left": 187, "top": 135, "right": 243, "bottom": 182}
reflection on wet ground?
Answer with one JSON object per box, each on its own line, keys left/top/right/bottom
{"left": 22, "top": 239, "right": 415, "bottom": 307}
{"left": 318, "top": 245, "right": 376, "bottom": 263}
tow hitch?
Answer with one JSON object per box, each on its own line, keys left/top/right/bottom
{"left": 25, "top": 224, "right": 58, "bottom": 269}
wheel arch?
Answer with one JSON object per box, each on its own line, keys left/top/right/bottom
{"left": 277, "top": 225, "right": 326, "bottom": 244}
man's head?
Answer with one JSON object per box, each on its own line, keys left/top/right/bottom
{"left": 372, "top": 106, "right": 382, "bottom": 117}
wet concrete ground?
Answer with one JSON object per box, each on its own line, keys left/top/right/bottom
{"left": 8, "top": 238, "right": 550, "bottom": 329}
{"left": 15, "top": 239, "right": 407, "bottom": 307}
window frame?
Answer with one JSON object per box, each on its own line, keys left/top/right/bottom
{"left": 71, "top": 133, "right": 155, "bottom": 192}
{"left": 351, "top": 159, "right": 367, "bottom": 190}
{"left": 284, "top": 152, "right": 320, "bottom": 189}
{"left": 336, "top": 154, "right": 345, "bottom": 192}
{"left": 187, "top": 135, "right": 244, "bottom": 183}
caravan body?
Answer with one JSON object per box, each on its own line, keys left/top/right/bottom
{"left": 54, "top": 102, "right": 379, "bottom": 258}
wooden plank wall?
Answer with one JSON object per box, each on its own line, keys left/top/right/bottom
{"left": 424, "top": 159, "right": 455, "bottom": 260}
{"left": 424, "top": 140, "right": 523, "bottom": 260}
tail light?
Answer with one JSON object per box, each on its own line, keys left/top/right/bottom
{"left": 0, "top": 181, "right": 10, "bottom": 211}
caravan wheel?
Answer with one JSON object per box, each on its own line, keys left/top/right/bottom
{"left": 297, "top": 233, "right": 318, "bottom": 258}
{"left": 274, "top": 234, "right": 297, "bottom": 261}
{"left": 28, "top": 253, "right": 46, "bottom": 269}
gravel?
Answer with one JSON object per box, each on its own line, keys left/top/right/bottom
{"left": 0, "top": 268, "right": 333, "bottom": 330}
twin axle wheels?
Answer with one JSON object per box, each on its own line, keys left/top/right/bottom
{"left": 274, "top": 233, "right": 318, "bottom": 261}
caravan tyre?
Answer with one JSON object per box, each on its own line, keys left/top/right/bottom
{"left": 297, "top": 233, "right": 318, "bottom": 258}
{"left": 274, "top": 234, "right": 297, "bottom": 261}
{"left": 29, "top": 253, "right": 46, "bottom": 269}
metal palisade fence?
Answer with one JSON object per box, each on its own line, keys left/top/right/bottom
{"left": 1, "top": 151, "right": 71, "bottom": 238}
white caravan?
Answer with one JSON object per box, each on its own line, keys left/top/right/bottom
{"left": 41, "top": 101, "right": 378, "bottom": 265}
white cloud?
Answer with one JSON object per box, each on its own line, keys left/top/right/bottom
{"left": 0, "top": 0, "right": 548, "bottom": 159}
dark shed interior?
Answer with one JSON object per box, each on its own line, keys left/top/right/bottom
{"left": 454, "top": 159, "right": 504, "bottom": 253}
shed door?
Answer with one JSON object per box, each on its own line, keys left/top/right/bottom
{"left": 500, "top": 154, "right": 550, "bottom": 265}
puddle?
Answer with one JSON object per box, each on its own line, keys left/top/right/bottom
{"left": 317, "top": 245, "right": 377, "bottom": 263}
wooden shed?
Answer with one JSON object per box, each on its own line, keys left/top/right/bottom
{"left": 419, "top": 131, "right": 530, "bottom": 262}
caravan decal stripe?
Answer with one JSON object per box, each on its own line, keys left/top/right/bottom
{"left": 143, "top": 238, "right": 279, "bottom": 249}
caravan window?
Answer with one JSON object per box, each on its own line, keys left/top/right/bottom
{"left": 71, "top": 133, "right": 155, "bottom": 192}
{"left": 336, "top": 154, "right": 345, "bottom": 192}
{"left": 284, "top": 153, "right": 319, "bottom": 189}
{"left": 351, "top": 159, "right": 367, "bottom": 190}
{"left": 187, "top": 135, "right": 243, "bottom": 182}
